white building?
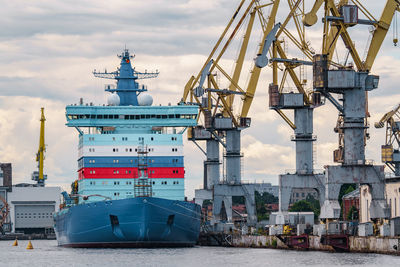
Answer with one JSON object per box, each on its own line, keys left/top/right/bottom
{"left": 7, "top": 185, "right": 61, "bottom": 233}
{"left": 360, "top": 177, "right": 400, "bottom": 223}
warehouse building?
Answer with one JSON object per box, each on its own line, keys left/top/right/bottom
{"left": 8, "top": 184, "right": 60, "bottom": 234}
{"left": 0, "top": 163, "right": 61, "bottom": 234}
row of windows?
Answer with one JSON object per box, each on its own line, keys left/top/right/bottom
{"left": 87, "top": 136, "right": 179, "bottom": 142}
{"left": 87, "top": 180, "right": 180, "bottom": 186}
{"left": 85, "top": 158, "right": 181, "bottom": 164}
{"left": 110, "top": 190, "right": 181, "bottom": 198}
{"left": 87, "top": 147, "right": 178, "bottom": 153}
{"left": 86, "top": 169, "right": 179, "bottom": 175}
{"left": 68, "top": 114, "right": 196, "bottom": 120}
{"left": 90, "top": 181, "right": 133, "bottom": 185}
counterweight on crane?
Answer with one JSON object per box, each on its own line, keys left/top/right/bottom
{"left": 31, "top": 107, "right": 47, "bottom": 186}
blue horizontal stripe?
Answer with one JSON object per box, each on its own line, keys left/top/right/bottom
{"left": 78, "top": 156, "right": 184, "bottom": 168}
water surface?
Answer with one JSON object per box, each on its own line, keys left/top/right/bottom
{"left": 1, "top": 240, "right": 400, "bottom": 267}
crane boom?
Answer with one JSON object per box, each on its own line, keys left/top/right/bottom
{"left": 32, "top": 107, "right": 46, "bottom": 186}
{"left": 375, "top": 104, "right": 400, "bottom": 129}
{"left": 38, "top": 107, "right": 45, "bottom": 182}
{"left": 364, "top": 0, "right": 399, "bottom": 71}
{"left": 375, "top": 104, "right": 400, "bottom": 175}
{"left": 240, "top": 0, "right": 280, "bottom": 118}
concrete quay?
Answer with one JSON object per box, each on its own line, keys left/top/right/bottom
{"left": 228, "top": 235, "right": 400, "bottom": 255}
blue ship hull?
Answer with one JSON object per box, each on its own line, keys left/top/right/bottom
{"left": 54, "top": 197, "right": 201, "bottom": 248}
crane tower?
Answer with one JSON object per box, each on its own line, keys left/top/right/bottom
{"left": 31, "top": 107, "right": 47, "bottom": 186}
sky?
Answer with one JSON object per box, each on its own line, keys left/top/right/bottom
{"left": 0, "top": 0, "right": 400, "bottom": 199}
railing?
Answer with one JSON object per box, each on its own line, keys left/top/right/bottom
{"left": 239, "top": 180, "right": 274, "bottom": 185}
{"left": 283, "top": 169, "right": 325, "bottom": 175}
{"left": 290, "top": 135, "right": 317, "bottom": 141}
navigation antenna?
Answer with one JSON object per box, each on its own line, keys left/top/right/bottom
{"left": 134, "top": 139, "right": 153, "bottom": 197}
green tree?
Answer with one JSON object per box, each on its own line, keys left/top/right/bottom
{"left": 289, "top": 200, "right": 314, "bottom": 212}
{"left": 255, "top": 192, "right": 279, "bottom": 222}
{"left": 255, "top": 191, "right": 279, "bottom": 204}
{"left": 290, "top": 194, "right": 320, "bottom": 221}
{"left": 232, "top": 196, "right": 245, "bottom": 205}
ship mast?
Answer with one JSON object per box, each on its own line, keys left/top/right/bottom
{"left": 92, "top": 49, "right": 159, "bottom": 106}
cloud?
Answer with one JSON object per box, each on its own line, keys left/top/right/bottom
{"left": 0, "top": 0, "right": 399, "bottom": 200}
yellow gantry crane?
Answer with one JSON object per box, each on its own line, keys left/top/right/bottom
{"left": 182, "top": 0, "right": 280, "bottom": 131}
{"left": 31, "top": 107, "right": 47, "bottom": 186}
{"left": 375, "top": 104, "right": 400, "bottom": 176}
{"left": 298, "top": 0, "right": 400, "bottom": 162}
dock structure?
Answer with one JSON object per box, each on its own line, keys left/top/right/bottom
{"left": 182, "top": 0, "right": 400, "bottom": 249}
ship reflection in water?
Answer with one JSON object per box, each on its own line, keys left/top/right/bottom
{"left": 3, "top": 240, "right": 400, "bottom": 267}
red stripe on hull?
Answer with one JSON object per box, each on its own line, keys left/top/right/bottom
{"left": 78, "top": 167, "right": 184, "bottom": 179}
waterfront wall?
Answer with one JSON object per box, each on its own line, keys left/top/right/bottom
{"left": 231, "top": 235, "right": 400, "bottom": 255}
